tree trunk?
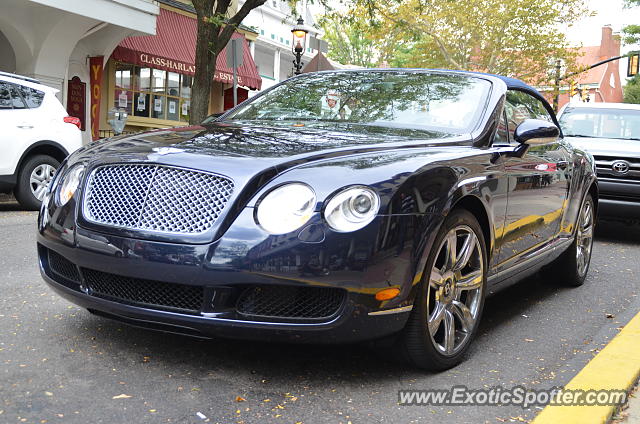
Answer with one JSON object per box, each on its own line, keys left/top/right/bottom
{"left": 190, "top": 14, "right": 215, "bottom": 124}
{"left": 189, "top": 0, "right": 267, "bottom": 124}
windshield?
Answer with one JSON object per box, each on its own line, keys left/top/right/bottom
{"left": 224, "top": 71, "right": 491, "bottom": 134}
{"left": 559, "top": 107, "right": 640, "bottom": 140}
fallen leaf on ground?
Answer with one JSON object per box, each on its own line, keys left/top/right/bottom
{"left": 112, "top": 394, "right": 132, "bottom": 399}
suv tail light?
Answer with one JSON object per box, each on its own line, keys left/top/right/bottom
{"left": 63, "top": 116, "right": 81, "bottom": 130}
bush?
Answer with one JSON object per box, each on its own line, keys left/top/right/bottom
{"left": 624, "top": 75, "right": 640, "bottom": 104}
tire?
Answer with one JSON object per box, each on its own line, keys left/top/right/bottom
{"left": 14, "top": 155, "right": 60, "bottom": 211}
{"left": 547, "top": 193, "right": 595, "bottom": 287}
{"left": 398, "top": 209, "right": 488, "bottom": 371}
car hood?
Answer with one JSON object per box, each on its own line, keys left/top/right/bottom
{"left": 77, "top": 121, "right": 464, "bottom": 181}
{"left": 70, "top": 121, "right": 467, "bottom": 243}
{"left": 565, "top": 136, "right": 640, "bottom": 158}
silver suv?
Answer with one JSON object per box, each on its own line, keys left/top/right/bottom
{"left": 559, "top": 102, "right": 640, "bottom": 221}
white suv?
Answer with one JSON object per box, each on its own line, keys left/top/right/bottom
{"left": 0, "top": 72, "right": 82, "bottom": 209}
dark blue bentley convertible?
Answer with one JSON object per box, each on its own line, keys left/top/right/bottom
{"left": 37, "top": 70, "right": 597, "bottom": 370}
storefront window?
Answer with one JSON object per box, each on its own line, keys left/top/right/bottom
{"left": 136, "top": 67, "right": 151, "bottom": 91}
{"left": 115, "top": 63, "right": 133, "bottom": 113}
{"left": 181, "top": 75, "right": 192, "bottom": 99}
{"left": 168, "top": 72, "right": 180, "bottom": 96}
{"left": 133, "top": 92, "right": 150, "bottom": 117}
{"left": 152, "top": 69, "right": 166, "bottom": 94}
{"left": 115, "top": 62, "right": 191, "bottom": 122}
{"left": 152, "top": 94, "right": 164, "bottom": 119}
{"left": 115, "top": 63, "right": 132, "bottom": 89}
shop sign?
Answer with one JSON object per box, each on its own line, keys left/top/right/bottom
{"left": 66, "top": 76, "right": 85, "bottom": 131}
{"left": 214, "top": 70, "right": 246, "bottom": 86}
{"left": 89, "top": 56, "right": 104, "bottom": 140}
{"left": 139, "top": 53, "right": 196, "bottom": 74}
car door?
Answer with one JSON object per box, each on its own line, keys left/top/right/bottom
{"left": 0, "top": 82, "right": 36, "bottom": 176}
{"left": 495, "top": 90, "right": 571, "bottom": 267}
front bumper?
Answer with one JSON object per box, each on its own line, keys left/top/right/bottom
{"left": 597, "top": 180, "right": 640, "bottom": 220}
{"left": 598, "top": 198, "right": 640, "bottom": 219}
{"left": 37, "top": 204, "right": 426, "bottom": 343}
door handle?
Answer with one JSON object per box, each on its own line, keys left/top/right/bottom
{"left": 556, "top": 161, "right": 569, "bottom": 170}
{"left": 17, "top": 125, "right": 33, "bottom": 129}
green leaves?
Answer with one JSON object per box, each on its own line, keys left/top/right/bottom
{"left": 318, "top": 12, "right": 380, "bottom": 67}
{"left": 331, "top": 0, "right": 590, "bottom": 85}
{"left": 624, "top": 75, "right": 640, "bottom": 104}
{"left": 623, "top": 24, "right": 640, "bottom": 46}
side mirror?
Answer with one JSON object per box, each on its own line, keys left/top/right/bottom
{"left": 514, "top": 119, "right": 560, "bottom": 145}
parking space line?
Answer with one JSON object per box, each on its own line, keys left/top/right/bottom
{"left": 532, "top": 310, "right": 640, "bottom": 424}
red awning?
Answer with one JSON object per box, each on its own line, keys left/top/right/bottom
{"left": 112, "top": 9, "right": 262, "bottom": 90}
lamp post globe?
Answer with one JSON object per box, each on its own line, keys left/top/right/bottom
{"left": 291, "top": 17, "right": 309, "bottom": 75}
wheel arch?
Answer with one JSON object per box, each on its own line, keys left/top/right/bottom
{"left": 16, "top": 141, "right": 69, "bottom": 175}
{"left": 587, "top": 180, "right": 598, "bottom": 217}
{"left": 449, "top": 195, "right": 493, "bottom": 263}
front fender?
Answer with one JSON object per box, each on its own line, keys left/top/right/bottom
{"left": 560, "top": 143, "right": 598, "bottom": 237}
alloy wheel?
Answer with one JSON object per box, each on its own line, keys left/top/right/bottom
{"left": 576, "top": 198, "right": 594, "bottom": 277}
{"left": 427, "top": 225, "right": 484, "bottom": 356}
{"left": 30, "top": 164, "right": 56, "bottom": 201}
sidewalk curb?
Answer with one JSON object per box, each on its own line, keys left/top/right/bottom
{"left": 531, "top": 310, "right": 640, "bottom": 424}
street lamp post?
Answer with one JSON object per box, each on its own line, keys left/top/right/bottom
{"left": 291, "top": 17, "right": 309, "bottom": 75}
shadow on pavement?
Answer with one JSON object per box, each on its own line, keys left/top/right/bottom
{"left": 78, "top": 313, "right": 416, "bottom": 383}
{"left": 0, "top": 202, "right": 26, "bottom": 212}
{"left": 0, "top": 194, "right": 25, "bottom": 212}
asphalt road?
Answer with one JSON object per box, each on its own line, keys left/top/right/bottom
{"left": 1, "top": 197, "right": 639, "bottom": 424}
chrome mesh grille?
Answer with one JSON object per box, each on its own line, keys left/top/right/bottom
{"left": 83, "top": 164, "right": 234, "bottom": 234}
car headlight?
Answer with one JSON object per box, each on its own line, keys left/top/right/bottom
{"left": 256, "top": 183, "right": 316, "bottom": 234}
{"left": 323, "top": 186, "right": 380, "bottom": 232}
{"left": 56, "top": 164, "right": 85, "bottom": 206}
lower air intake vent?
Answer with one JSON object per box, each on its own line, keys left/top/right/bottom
{"left": 81, "top": 268, "right": 204, "bottom": 314}
{"left": 236, "top": 285, "right": 345, "bottom": 320}
{"left": 48, "top": 249, "right": 81, "bottom": 282}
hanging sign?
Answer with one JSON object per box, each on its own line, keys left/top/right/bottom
{"left": 66, "top": 76, "right": 86, "bottom": 131}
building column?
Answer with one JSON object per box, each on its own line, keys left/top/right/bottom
{"left": 274, "top": 49, "right": 281, "bottom": 83}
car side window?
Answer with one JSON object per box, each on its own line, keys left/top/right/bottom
{"left": 493, "top": 108, "right": 509, "bottom": 145}
{"left": 0, "top": 83, "right": 12, "bottom": 109}
{"left": 505, "top": 90, "right": 554, "bottom": 144}
{"left": 17, "top": 85, "right": 44, "bottom": 108}
{"left": 8, "top": 84, "right": 27, "bottom": 109}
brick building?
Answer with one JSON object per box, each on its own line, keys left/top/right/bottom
{"left": 541, "top": 26, "right": 624, "bottom": 109}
